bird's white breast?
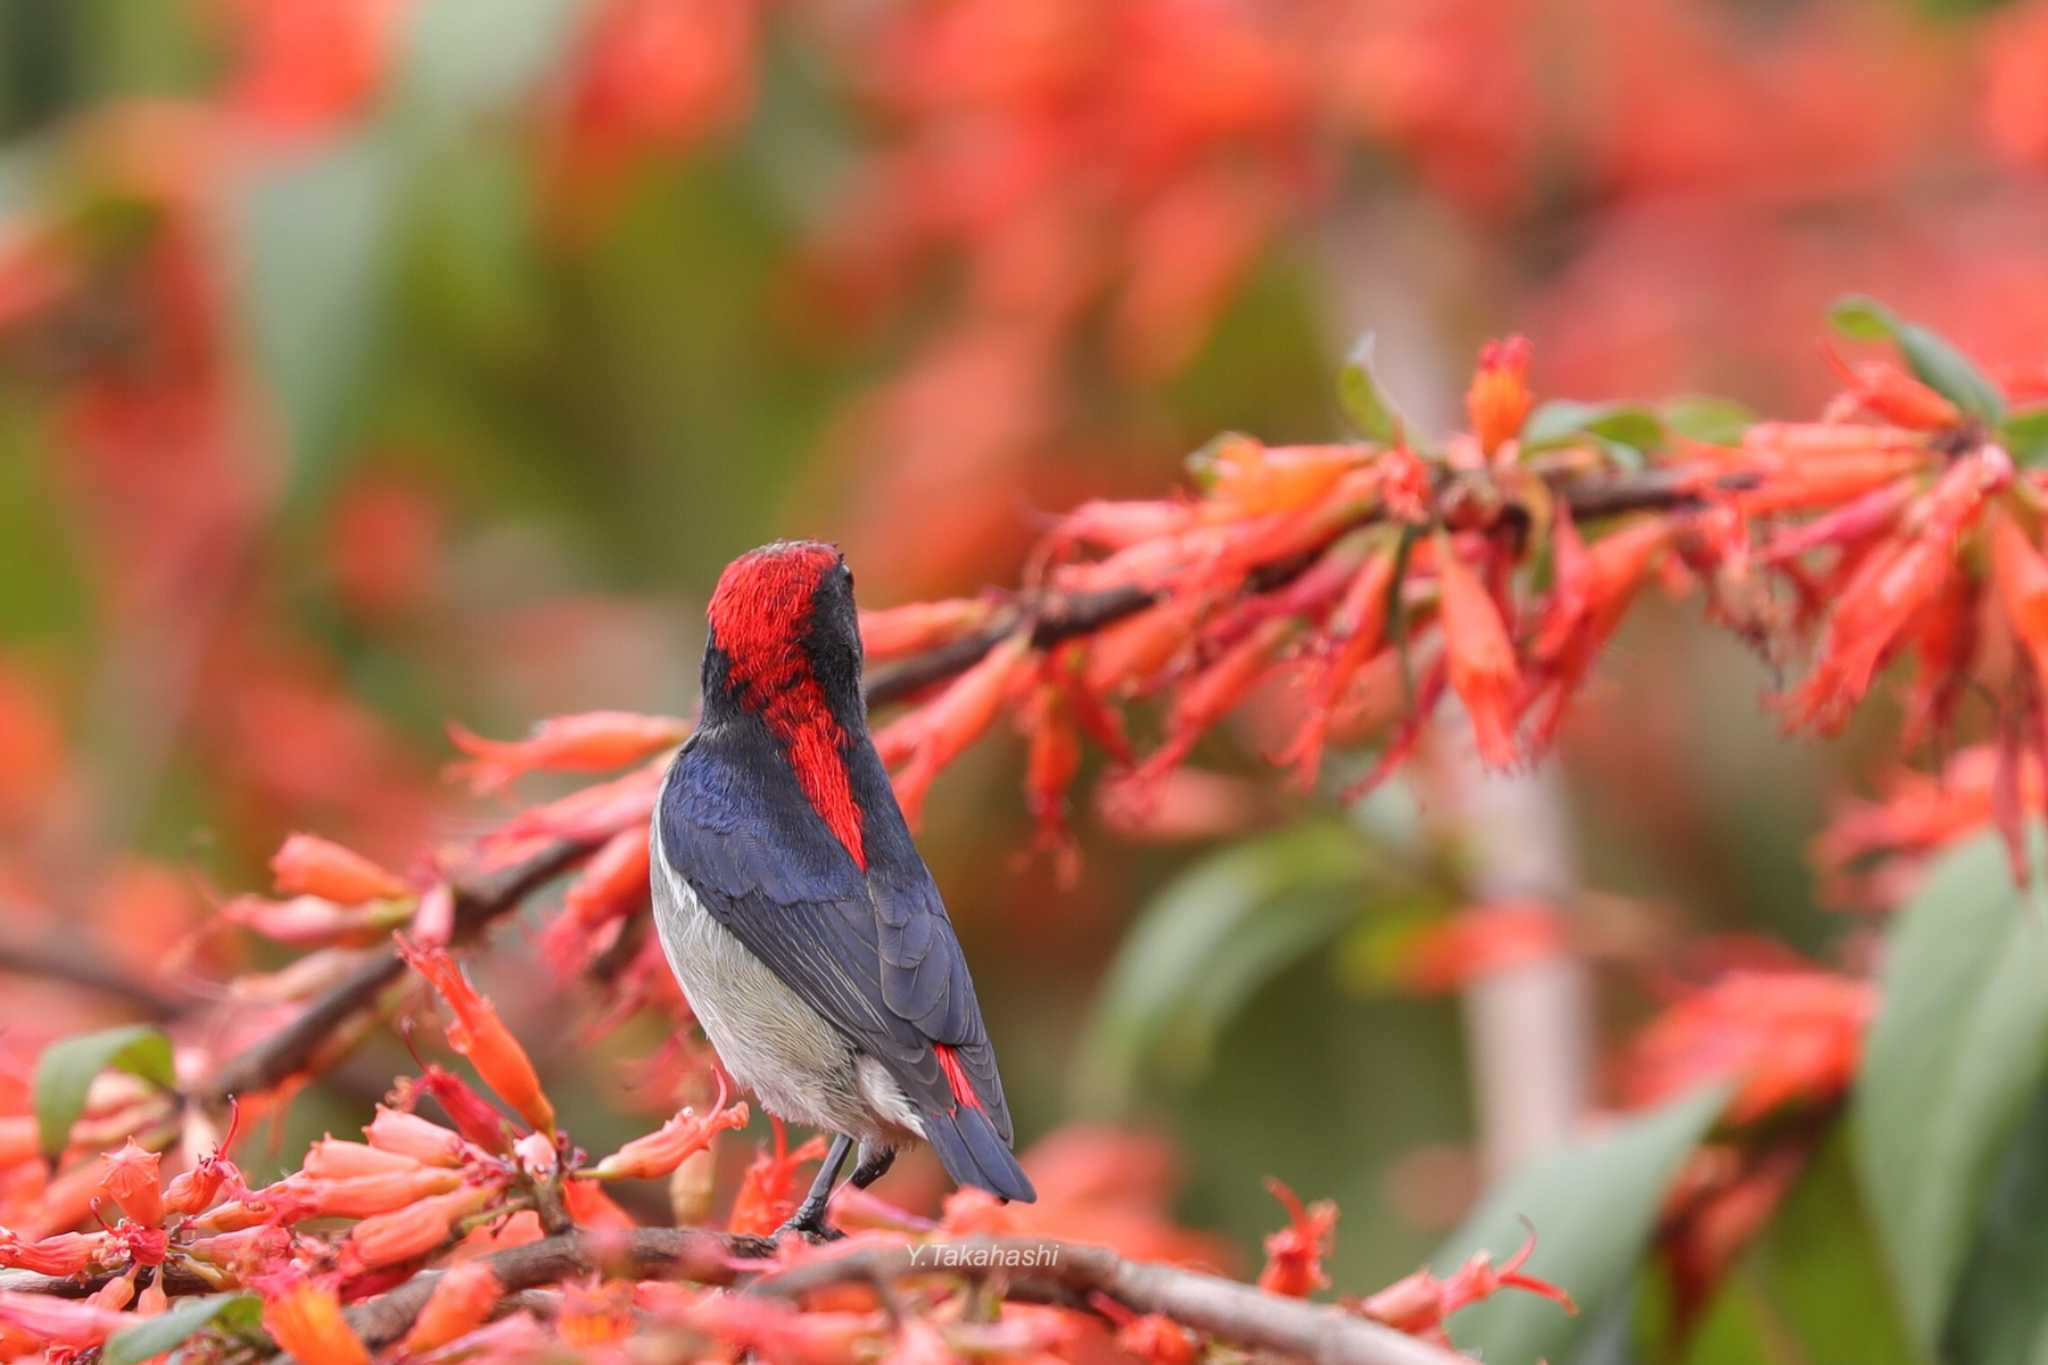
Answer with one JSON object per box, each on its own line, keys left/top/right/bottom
{"left": 648, "top": 804, "right": 922, "bottom": 1143}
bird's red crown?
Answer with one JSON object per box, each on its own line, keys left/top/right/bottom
{"left": 705, "top": 541, "right": 867, "bottom": 868}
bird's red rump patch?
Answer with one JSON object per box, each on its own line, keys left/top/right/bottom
{"left": 933, "top": 1043, "right": 983, "bottom": 1112}
{"left": 709, "top": 544, "right": 866, "bottom": 870}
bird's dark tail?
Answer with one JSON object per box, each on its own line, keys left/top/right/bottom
{"left": 922, "top": 1105, "right": 1036, "bottom": 1203}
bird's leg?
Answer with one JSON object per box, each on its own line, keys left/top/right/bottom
{"left": 848, "top": 1143, "right": 896, "bottom": 1189}
{"left": 777, "top": 1133, "right": 852, "bottom": 1241}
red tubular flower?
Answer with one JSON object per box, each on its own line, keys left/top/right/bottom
{"left": 1435, "top": 537, "right": 1522, "bottom": 767}
{"left": 1828, "top": 353, "right": 1960, "bottom": 430}
{"left": 1785, "top": 450, "right": 2006, "bottom": 733}
{"left": 96, "top": 1139, "right": 163, "bottom": 1227}
{"left": 480, "top": 757, "right": 669, "bottom": 850}
{"left": 400, "top": 1065, "right": 519, "bottom": 1153}
{"left": 727, "top": 1122, "right": 830, "bottom": 1236}
{"left": 1043, "top": 499, "right": 1199, "bottom": 556}
{"left": 562, "top": 825, "right": 652, "bottom": 931}
{"left": 1280, "top": 548, "right": 1397, "bottom": 784}
{"left": 879, "top": 630, "right": 1033, "bottom": 829}
{"left": 346, "top": 1182, "right": 495, "bottom": 1270}
{"left": 1201, "top": 436, "right": 1367, "bottom": 521}
{"left": 162, "top": 1129, "right": 249, "bottom": 1217}
{"left": 1399, "top": 901, "right": 1569, "bottom": 994}
{"left": 562, "top": 1175, "right": 637, "bottom": 1231}
{"left": 301, "top": 1138, "right": 422, "bottom": 1181}
{"left": 1132, "top": 616, "right": 1294, "bottom": 788}
{"left": 0, "top": 1116, "right": 36, "bottom": 1167}
{"left": 0, "top": 1231, "right": 112, "bottom": 1276}
{"left": 395, "top": 937, "right": 556, "bottom": 1136}
{"left": 270, "top": 833, "right": 408, "bottom": 904}
{"left": 1354, "top": 1229, "right": 1575, "bottom": 1343}
{"left": 1618, "top": 971, "right": 1873, "bottom": 1124}
{"left": 221, "top": 894, "right": 401, "bottom": 946}
{"left": 0, "top": 1290, "right": 134, "bottom": 1348}
{"left": 447, "top": 711, "right": 690, "bottom": 793}
{"left": 859, "top": 598, "right": 998, "bottom": 659}
{"left": 585, "top": 1074, "right": 749, "bottom": 1181}
{"left": 279, "top": 1166, "right": 464, "bottom": 1219}
{"left": 260, "top": 1278, "right": 371, "bottom": 1365}
{"left": 89, "top": 1271, "right": 135, "bottom": 1312}
{"left": 366, "top": 1105, "right": 476, "bottom": 1167}
{"left": 1526, "top": 517, "right": 1671, "bottom": 747}
{"left": 1257, "top": 1178, "right": 1338, "bottom": 1297}
{"left": 1083, "top": 590, "right": 1213, "bottom": 696}
{"left": 400, "top": 1261, "right": 504, "bottom": 1354}
{"left": 1465, "top": 336, "right": 1533, "bottom": 456}
{"left": 1021, "top": 679, "right": 1085, "bottom": 880}
{"left": 1993, "top": 513, "right": 2048, "bottom": 693}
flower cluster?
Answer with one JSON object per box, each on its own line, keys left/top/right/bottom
{"left": 849, "top": 313, "right": 2048, "bottom": 895}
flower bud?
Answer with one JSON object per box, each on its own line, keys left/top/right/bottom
{"left": 448, "top": 711, "right": 689, "bottom": 793}
{"left": 271, "top": 833, "right": 408, "bottom": 904}
{"left": 302, "top": 1137, "right": 422, "bottom": 1181}
{"left": 395, "top": 939, "right": 556, "bottom": 1136}
{"left": 400, "top": 1262, "right": 503, "bottom": 1354}
{"left": 346, "top": 1183, "right": 494, "bottom": 1270}
{"left": 97, "top": 1139, "right": 163, "bottom": 1227}
{"left": 261, "top": 1279, "right": 371, "bottom": 1365}
{"left": 586, "top": 1084, "right": 748, "bottom": 1182}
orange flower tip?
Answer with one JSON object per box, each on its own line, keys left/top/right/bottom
{"left": 1467, "top": 336, "right": 1535, "bottom": 455}
{"left": 97, "top": 1139, "right": 165, "bottom": 1228}
{"left": 445, "top": 712, "right": 691, "bottom": 792}
{"left": 271, "top": 833, "right": 409, "bottom": 904}
{"left": 260, "top": 1279, "right": 371, "bottom": 1365}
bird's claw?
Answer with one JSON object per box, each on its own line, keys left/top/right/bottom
{"left": 775, "top": 1208, "right": 845, "bottom": 1243}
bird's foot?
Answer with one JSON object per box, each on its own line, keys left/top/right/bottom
{"left": 774, "top": 1201, "right": 845, "bottom": 1243}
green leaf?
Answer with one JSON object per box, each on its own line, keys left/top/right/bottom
{"left": 1337, "top": 332, "right": 1407, "bottom": 445}
{"left": 1436, "top": 1084, "right": 1729, "bottom": 1364}
{"left": 1521, "top": 400, "right": 1664, "bottom": 455}
{"left": 1074, "top": 824, "right": 1374, "bottom": 1109}
{"left": 1829, "top": 295, "right": 1897, "bottom": 343}
{"left": 1682, "top": 1134, "right": 1917, "bottom": 1365}
{"left": 1661, "top": 395, "right": 1756, "bottom": 445}
{"left": 34, "top": 1025, "right": 176, "bottom": 1157}
{"left": 104, "top": 1293, "right": 262, "bottom": 1365}
{"left": 2002, "top": 407, "right": 2048, "bottom": 468}
{"left": 232, "top": 133, "right": 405, "bottom": 511}
{"left": 1855, "top": 831, "right": 2048, "bottom": 1354}
{"left": 1829, "top": 294, "right": 2007, "bottom": 422}
{"left": 1942, "top": 1077, "right": 2048, "bottom": 1365}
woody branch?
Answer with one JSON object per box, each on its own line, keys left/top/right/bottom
{"left": 337, "top": 1228, "right": 1466, "bottom": 1365}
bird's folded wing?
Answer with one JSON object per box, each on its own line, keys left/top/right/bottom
{"left": 658, "top": 742, "right": 1013, "bottom": 1138}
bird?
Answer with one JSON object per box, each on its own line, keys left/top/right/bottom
{"left": 648, "top": 539, "right": 1035, "bottom": 1238}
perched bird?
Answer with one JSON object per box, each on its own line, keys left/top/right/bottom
{"left": 650, "top": 540, "right": 1034, "bottom": 1236}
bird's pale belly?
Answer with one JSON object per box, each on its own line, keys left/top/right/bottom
{"left": 649, "top": 817, "right": 922, "bottom": 1145}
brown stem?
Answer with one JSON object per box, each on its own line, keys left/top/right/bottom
{"left": 0, "top": 922, "right": 195, "bottom": 1019}
{"left": 343, "top": 1227, "right": 768, "bottom": 1346}
{"left": 752, "top": 1236, "right": 1468, "bottom": 1365}
{"left": 340, "top": 1229, "right": 1466, "bottom": 1364}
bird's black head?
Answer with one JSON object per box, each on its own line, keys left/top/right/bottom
{"left": 701, "top": 540, "right": 864, "bottom": 732}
